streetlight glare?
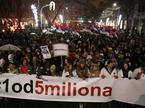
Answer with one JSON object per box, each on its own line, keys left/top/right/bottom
{"left": 65, "top": 7, "right": 68, "bottom": 10}
{"left": 117, "top": 14, "right": 122, "bottom": 26}
{"left": 31, "top": 4, "right": 39, "bottom": 27}
{"left": 31, "top": 4, "right": 35, "bottom": 9}
{"left": 80, "top": 20, "right": 84, "bottom": 23}
{"left": 113, "top": 3, "right": 117, "bottom": 7}
{"left": 106, "top": 18, "right": 110, "bottom": 26}
{"left": 49, "top": 1, "right": 55, "bottom": 11}
{"left": 40, "top": 1, "right": 56, "bottom": 28}
{"left": 88, "top": 20, "right": 92, "bottom": 23}
{"left": 59, "top": 14, "right": 64, "bottom": 23}
{"left": 40, "top": 14, "right": 43, "bottom": 17}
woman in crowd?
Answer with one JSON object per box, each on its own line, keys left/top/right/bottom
{"left": 62, "top": 63, "right": 73, "bottom": 78}
{"left": 118, "top": 63, "right": 133, "bottom": 79}
{"left": 99, "top": 59, "right": 118, "bottom": 79}
{"left": 8, "top": 63, "right": 19, "bottom": 74}
{"left": 133, "top": 66, "right": 145, "bottom": 80}
{"left": 61, "top": 58, "right": 78, "bottom": 78}
{"left": 90, "top": 61, "right": 101, "bottom": 78}
{"left": 49, "top": 64, "right": 58, "bottom": 76}
{"left": 0, "top": 55, "right": 6, "bottom": 73}
{"left": 36, "top": 55, "right": 47, "bottom": 78}
{"left": 31, "top": 53, "right": 37, "bottom": 71}
{"left": 19, "top": 58, "right": 33, "bottom": 74}
{"left": 76, "top": 59, "right": 90, "bottom": 80}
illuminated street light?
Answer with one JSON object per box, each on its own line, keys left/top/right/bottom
{"left": 106, "top": 18, "right": 110, "bottom": 26}
{"left": 117, "top": 14, "right": 122, "bottom": 26}
{"left": 113, "top": 3, "right": 117, "bottom": 7}
{"left": 80, "top": 19, "right": 84, "bottom": 23}
{"left": 59, "top": 14, "right": 64, "bottom": 23}
{"left": 45, "top": 20, "right": 48, "bottom": 24}
{"left": 88, "top": 20, "right": 92, "bottom": 23}
{"left": 98, "top": 19, "right": 103, "bottom": 25}
{"left": 65, "top": 7, "right": 68, "bottom": 10}
{"left": 49, "top": 1, "right": 55, "bottom": 11}
{"left": 2, "top": 29, "right": 5, "bottom": 32}
{"left": 40, "top": 1, "right": 55, "bottom": 28}
{"left": 31, "top": 4, "right": 39, "bottom": 27}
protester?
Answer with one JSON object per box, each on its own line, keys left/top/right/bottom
{"left": 0, "top": 25, "right": 145, "bottom": 80}
{"left": 76, "top": 59, "right": 90, "bottom": 80}
{"left": 36, "top": 56, "right": 47, "bottom": 78}
{"left": 90, "top": 61, "right": 101, "bottom": 78}
{"left": 133, "top": 66, "right": 145, "bottom": 80}
{"left": 8, "top": 52, "right": 14, "bottom": 63}
{"left": 49, "top": 64, "right": 58, "bottom": 76}
{"left": 19, "top": 58, "right": 33, "bottom": 74}
{"left": 62, "top": 63, "right": 73, "bottom": 78}
{"left": 0, "top": 56, "right": 5, "bottom": 73}
{"left": 7, "top": 63, "right": 19, "bottom": 74}
{"left": 0, "top": 56, "right": 5, "bottom": 68}
{"left": 118, "top": 63, "right": 133, "bottom": 79}
{"left": 99, "top": 59, "right": 117, "bottom": 79}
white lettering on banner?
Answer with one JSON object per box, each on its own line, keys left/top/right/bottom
{"left": 53, "top": 44, "right": 68, "bottom": 57}
{"left": 0, "top": 74, "right": 145, "bottom": 106}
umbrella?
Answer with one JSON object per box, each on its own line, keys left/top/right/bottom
{"left": 45, "top": 31, "right": 53, "bottom": 35}
{"left": 30, "top": 32, "right": 37, "bottom": 35}
{"left": 0, "top": 44, "right": 21, "bottom": 51}
{"left": 56, "top": 29, "right": 65, "bottom": 34}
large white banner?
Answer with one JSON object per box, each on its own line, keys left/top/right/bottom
{"left": 0, "top": 73, "right": 145, "bottom": 106}
{"left": 53, "top": 43, "right": 68, "bottom": 57}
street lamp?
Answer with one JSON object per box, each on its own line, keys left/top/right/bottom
{"left": 31, "top": 4, "right": 39, "bottom": 27}
{"left": 59, "top": 14, "right": 64, "bottom": 23}
{"left": 40, "top": 1, "right": 55, "bottom": 28}
{"left": 65, "top": 7, "right": 68, "bottom": 10}
{"left": 113, "top": 3, "right": 117, "bottom": 7}
{"left": 106, "top": 18, "right": 110, "bottom": 26}
{"left": 117, "top": 14, "right": 122, "bottom": 27}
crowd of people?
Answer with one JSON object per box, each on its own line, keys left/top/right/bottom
{"left": 0, "top": 26, "right": 145, "bottom": 80}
